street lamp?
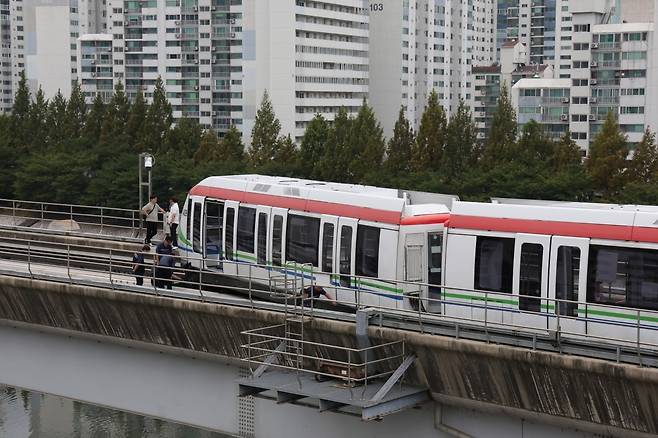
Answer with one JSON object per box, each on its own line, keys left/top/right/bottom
{"left": 138, "top": 152, "right": 154, "bottom": 212}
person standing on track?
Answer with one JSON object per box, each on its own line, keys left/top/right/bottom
{"left": 142, "top": 194, "right": 164, "bottom": 245}
{"left": 168, "top": 196, "right": 180, "bottom": 249}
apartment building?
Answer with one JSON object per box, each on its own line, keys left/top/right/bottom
{"left": 77, "top": 33, "right": 113, "bottom": 101}
{"left": 512, "top": 77, "right": 570, "bottom": 140}
{"left": 0, "top": 0, "right": 24, "bottom": 112}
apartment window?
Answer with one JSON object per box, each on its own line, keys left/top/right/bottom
{"left": 572, "top": 96, "right": 588, "bottom": 104}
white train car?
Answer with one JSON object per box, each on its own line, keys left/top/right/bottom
{"left": 178, "top": 174, "right": 455, "bottom": 309}
{"left": 443, "top": 200, "right": 658, "bottom": 345}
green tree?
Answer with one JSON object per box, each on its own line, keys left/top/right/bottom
{"left": 126, "top": 89, "right": 147, "bottom": 148}
{"left": 83, "top": 94, "right": 106, "bottom": 144}
{"left": 385, "top": 107, "right": 414, "bottom": 175}
{"left": 143, "top": 76, "right": 173, "bottom": 153}
{"left": 100, "top": 82, "right": 131, "bottom": 144}
{"left": 318, "top": 107, "right": 352, "bottom": 182}
{"left": 482, "top": 82, "right": 517, "bottom": 167}
{"left": 627, "top": 128, "right": 657, "bottom": 184}
{"left": 299, "top": 114, "right": 329, "bottom": 178}
{"left": 349, "top": 99, "right": 385, "bottom": 181}
{"left": 552, "top": 131, "right": 583, "bottom": 170}
{"left": 586, "top": 111, "right": 628, "bottom": 197}
{"left": 64, "top": 80, "right": 87, "bottom": 139}
{"left": 164, "top": 117, "right": 202, "bottom": 158}
{"left": 194, "top": 129, "right": 222, "bottom": 164}
{"left": 248, "top": 90, "right": 281, "bottom": 167}
{"left": 10, "top": 71, "right": 31, "bottom": 148}
{"left": 412, "top": 89, "right": 447, "bottom": 171}
{"left": 443, "top": 99, "right": 478, "bottom": 179}
{"left": 0, "top": 115, "right": 17, "bottom": 197}
{"left": 46, "top": 91, "right": 68, "bottom": 147}
{"left": 516, "top": 120, "right": 554, "bottom": 164}
{"left": 219, "top": 125, "right": 245, "bottom": 162}
{"left": 27, "top": 87, "right": 49, "bottom": 151}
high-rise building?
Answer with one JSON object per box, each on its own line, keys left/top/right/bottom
{"left": 0, "top": 0, "right": 24, "bottom": 112}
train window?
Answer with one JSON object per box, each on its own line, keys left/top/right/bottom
{"left": 257, "top": 212, "right": 267, "bottom": 265}
{"left": 475, "top": 237, "right": 514, "bottom": 293}
{"left": 225, "top": 207, "right": 235, "bottom": 261}
{"left": 587, "top": 245, "right": 658, "bottom": 311}
{"left": 204, "top": 201, "right": 223, "bottom": 268}
{"left": 321, "top": 223, "right": 334, "bottom": 273}
{"left": 237, "top": 207, "right": 256, "bottom": 254}
{"left": 519, "top": 243, "right": 543, "bottom": 312}
{"left": 428, "top": 233, "right": 443, "bottom": 299}
{"left": 339, "top": 226, "right": 353, "bottom": 287}
{"left": 272, "top": 215, "right": 283, "bottom": 266}
{"left": 356, "top": 225, "right": 380, "bottom": 278}
{"left": 286, "top": 214, "right": 320, "bottom": 266}
{"left": 193, "top": 202, "right": 202, "bottom": 254}
{"left": 186, "top": 199, "right": 192, "bottom": 248}
{"left": 556, "top": 246, "right": 580, "bottom": 317}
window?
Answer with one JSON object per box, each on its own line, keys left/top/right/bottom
{"left": 520, "top": 243, "right": 543, "bottom": 312}
{"left": 356, "top": 225, "right": 380, "bottom": 277}
{"left": 339, "top": 226, "right": 353, "bottom": 287}
{"left": 237, "top": 207, "right": 256, "bottom": 254}
{"left": 474, "top": 237, "right": 514, "bottom": 293}
{"left": 321, "top": 223, "right": 334, "bottom": 273}
{"left": 428, "top": 232, "right": 443, "bottom": 298}
{"left": 205, "top": 201, "right": 223, "bottom": 266}
{"left": 257, "top": 213, "right": 267, "bottom": 265}
{"left": 272, "top": 215, "right": 283, "bottom": 266}
{"left": 193, "top": 202, "right": 202, "bottom": 253}
{"left": 555, "top": 246, "right": 580, "bottom": 316}
{"left": 286, "top": 214, "right": 320, "bottom": 266}
{"left": 587, "top": 246, "right": 658, "bottom": 311}
{"left": 225, "top": 207, "right": 235, "bottom": 260}
{"left": 186, "top": 199, "right": 192, "bottom": 249}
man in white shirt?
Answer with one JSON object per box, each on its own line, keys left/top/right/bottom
{"left": 168, "top": 197, "right": 180, "bottom": 248}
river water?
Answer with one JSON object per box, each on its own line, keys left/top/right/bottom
{"left": 0, "top": 386, "right": 232, "bottom": 438}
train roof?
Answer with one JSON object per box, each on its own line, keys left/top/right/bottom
{"left": 450, "top": 201, "right": 658, "bottom": 243}
{"left": 189, "top": 174, "right": 455, "bottom": 225}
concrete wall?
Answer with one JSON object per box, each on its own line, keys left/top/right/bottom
{"left": 0, "top": 276, "right": 657, "bottom": 437}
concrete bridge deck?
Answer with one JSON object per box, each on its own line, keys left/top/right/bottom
{"left": 0, "top": 274, "right": 656, "bottom": 437}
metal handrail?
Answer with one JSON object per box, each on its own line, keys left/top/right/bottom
{"left": 1, "top": 233, "right": 658, "bottom": 363}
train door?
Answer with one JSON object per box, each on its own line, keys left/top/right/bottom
{"left": 427, "top": 232, "right": 443, "bottom": 313}
{"left": 222, "top": 201, "right": 239, "bottom": 277}
{"left": 187, "top": 195, "right": 204, "bottom": 264}
{"left": 549, "top": 236, "right": 589, "bottom": 335}
{"left": 204, "top": 200, "right": 224, "bottom": 270}
{"left": 403, "top": 233, "right": 427, "bottom": 311}
{"left": 512, "top": 234, "right": 550, "bottom": 329}
{"left": 319, "top": 215, "right": 338, "bottom": 291}
{"left": 254, "top": 206, "right": 271, "bottom": 286}
{"left": 337, "top": 218, "right": 357, "bottom": 305}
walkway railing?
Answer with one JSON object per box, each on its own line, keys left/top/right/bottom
{"left": 0, "top": 198, "right": 159, "bottom": 240}
{"left": 0, "top": 233, "right": 657, "bottom": 366}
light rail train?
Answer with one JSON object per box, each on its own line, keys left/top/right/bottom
{"left": 178, "top": 174, "right": 658, "bottom": 345}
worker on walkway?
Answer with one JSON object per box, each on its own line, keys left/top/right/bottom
{"left": 141, "top": 194, "right": 165, "bottom": 245}
{"left": 168, "top": 197, "right": 180, "bottom": 249}
{"left": 302, "top": 285, "right": 337, "bottom": 306}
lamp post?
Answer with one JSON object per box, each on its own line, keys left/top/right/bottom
{"left": 138, "top": 152, "right": 154, "bottom": 212}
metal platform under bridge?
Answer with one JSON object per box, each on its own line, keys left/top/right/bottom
{"left": 238, "top": 304, "right": 429, "bottom": 420}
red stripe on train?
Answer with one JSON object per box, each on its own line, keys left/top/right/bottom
{"left": 189, "top": 185, "right": 403, "bottom": 224}
{"left": 449, "top": 215, "right": 658, "bottom": 243}
{"left": 399, "top": 214, "right": 451, "bottom": 225}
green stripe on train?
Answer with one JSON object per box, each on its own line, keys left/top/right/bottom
{"left": 354, "top": 278, "right": 403, "bottom": 294}
{"left": 442, "top": 291, "right": 518, "bottom": 306}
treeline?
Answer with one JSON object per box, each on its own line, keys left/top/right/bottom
{"left": 1, "top": 74, "right": 657, "bottom": 209}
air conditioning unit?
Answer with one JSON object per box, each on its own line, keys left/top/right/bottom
{"left": 176, "top": 34, "right": 182, "bottom": 39}
{"left": 194, "top": 85, "right": 199, "bottom": 90}
{"left": 589, "top": 114, "right": 597, "bottom": 121}
{"left": 614, "top": 71, "right": 621, "bottom": 77}
{"left": 211, "top": 59, "right": 216, "bottom": 64}
{"left": 175, "top": 20, "right": 181, "bottom": 25}
{"left": 560, "top": 114, "right": 568, "bottom": 121}
{"left": 91, "top": 72, "right": 96, "bottom": 77}
{"left": 590, "top": 61, "right": 597, "bottom": 67}
{"left": 194, "top": 46, "right": 199, "bottom": 51}
{"left": 211, "top": 6, "right": 216, "bottom": 11}
{"left": 212, "top": 46, "right": 217, "bottom": 52}
{"left": 211, "top": 111, "right": 217, "bottom": 116}
{"left": 562, "top": 97, "right": 569, "bottom": 103}
{"left": 91, "top": 59, "right": 96, "bottom": 64}
{"left": 591, "top": 43, "right": 599, "bottom": 49}
{"left": 591, "top": 79, "right": 597, "bottom": 85}
{"left": 230, "top": 32, "right": 235, "bottom": 38}
{"left": 590, "top": 97, "right": 597, "bottom": 103}
{"left": 230, "top": 18, "right": 236, "bottom": 24}
{"left": 194, "top": 59, "right": 199, "bottom": 64}
{"left": 193, "top": 6, "right": 197, "bottom": 11}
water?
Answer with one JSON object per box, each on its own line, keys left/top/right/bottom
{"left": 0, "top": 386, "right": 232, "bottom": 438}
